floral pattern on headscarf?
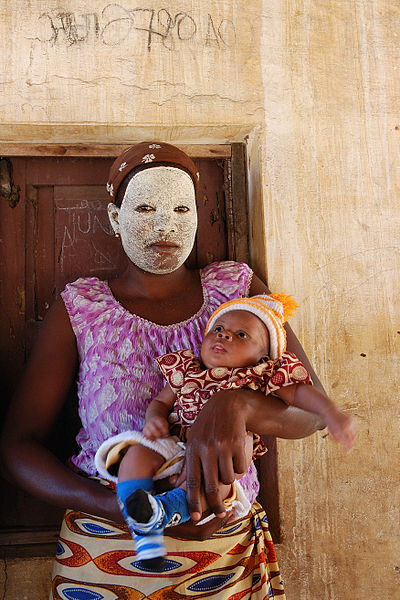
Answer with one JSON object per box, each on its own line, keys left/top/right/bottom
{"left": 107, "top": 141, "right": 200, "bottom": 201}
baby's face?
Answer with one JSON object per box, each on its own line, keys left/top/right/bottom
{"left": 201, "top": 310, "right": 270, "bottom": 369}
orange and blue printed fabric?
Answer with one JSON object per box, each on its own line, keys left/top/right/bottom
{"left": 51, "top": 496, "right": 285, "bottom": 599}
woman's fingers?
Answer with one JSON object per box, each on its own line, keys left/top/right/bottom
{"left": 200, "top": 448, "right": 226, "bottom": 518}
{"left": 184, "top": 446, "right": 203, "bottom": 521}
{"left": 185, "top": 442, "right": 228, "bottom": 519}
{"left": 218, "top": 437, "right": 248, "bottom": 483}
{"left": 174, "top": 462, "right": 186, "bottom": 488}
{"left": 217, "top": 451, "right": 235, "bottom": 486}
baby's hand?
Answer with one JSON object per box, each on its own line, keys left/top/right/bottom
{"left": 143, "top": 416, "right": 169, "bottom": 440}
{"left": 325, "top": 409, "right": 357, "bottom": 451}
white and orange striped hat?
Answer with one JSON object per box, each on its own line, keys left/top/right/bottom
{"left": 205, "top": 294, "right": 298, "bottom": 360}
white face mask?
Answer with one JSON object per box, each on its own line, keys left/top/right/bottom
{"left": 108, "top": 166, "right": 198, "bottom": 274}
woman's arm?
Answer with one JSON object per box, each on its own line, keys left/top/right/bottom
{"left": 0, "top": 298, "right": 123, "bottom": 523}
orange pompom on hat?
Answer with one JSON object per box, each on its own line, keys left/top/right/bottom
{"left": 205, "top": 294, "right": 299, "bottom": 360}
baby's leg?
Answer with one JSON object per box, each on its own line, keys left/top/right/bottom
{"left": 117, "top": 444, "right": 163, "bottom": 523}
{"left": 117, "top": 442, "right": 190, "bottom": 571}
{"left": 118, "top": 443, "right": 189, "bottom": 524}
{"left": 117, "top": 444, "right": 167, "bottom": 569}
{"left": 118, "top": 444, "right": 166, "bottom": 524}
{"left": 118, "top": 443, "right": 164, "bottom": 482}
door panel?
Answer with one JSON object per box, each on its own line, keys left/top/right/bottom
{"left": 53, "top": 185, "right": 125, "bottom": 292}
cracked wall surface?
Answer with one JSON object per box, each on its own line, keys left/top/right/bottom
{"left": 1, "top": 1, "right": 399, "bottom": 599}
{"left": 0, "top": 557, "right": 53, "bottom": 598}
{"left": 0, "top": 0, "right": 264, "bottom": 138}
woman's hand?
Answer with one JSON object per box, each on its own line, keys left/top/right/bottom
{"left": 182, "top": 389, "right": 249, "bottom": 520}
{"left": 183, "top": 388, "right": 326, "bottom": 520}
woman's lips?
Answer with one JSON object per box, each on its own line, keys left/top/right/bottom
{"left": 147, "top": 240, "right": 180, "bottom": 252}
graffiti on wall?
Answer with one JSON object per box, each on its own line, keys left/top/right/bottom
{"left": 30, "top": 5, "right": 246, "bottom": 51}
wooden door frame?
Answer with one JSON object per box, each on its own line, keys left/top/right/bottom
{"left": 0, "top": 143, "right": 231, "bottom": 158}
{"left": 0, "top": 142, "right": 279, "bottom": 557}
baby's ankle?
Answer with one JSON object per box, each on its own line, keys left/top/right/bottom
{"left": 126, "top": 489, "right": 154, "bottom": 523}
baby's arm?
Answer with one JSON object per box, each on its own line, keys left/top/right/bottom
{"left": 142, "top": 384, "right": 177, "bottom": 440}
{"left": 275, "top": 384, "right": 356, "bottom": 451}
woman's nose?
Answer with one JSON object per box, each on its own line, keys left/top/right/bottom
{"left": 153, "top": 211, "right": 175, "bottom": 232}
{"left": 217, "top": 330, "right": 232, "bottom": 341}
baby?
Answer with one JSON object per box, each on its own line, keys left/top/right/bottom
{"left": 95, "top": 294, "right": 356, "bottom": 569}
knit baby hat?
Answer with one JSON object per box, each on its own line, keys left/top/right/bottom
{"left": 205, "top": 294, "right": 298, "bottom": 360}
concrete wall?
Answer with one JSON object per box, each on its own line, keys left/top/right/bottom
{"left": 1, "top": 1, "right": 399, "bottom": 598}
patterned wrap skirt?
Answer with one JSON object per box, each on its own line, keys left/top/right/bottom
{"left": 50, "top": 496, "right": 285, "bottom": 600}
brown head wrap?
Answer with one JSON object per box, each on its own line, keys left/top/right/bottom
{"left": 107, "top": 142, "right": 200, "bottom": 206}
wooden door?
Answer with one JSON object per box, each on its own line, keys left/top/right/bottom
{"left": 0, "top": 145, "right": 279, "bottom": 556}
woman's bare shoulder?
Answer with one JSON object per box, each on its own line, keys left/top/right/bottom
{"left": 32, "top": 296, "right": 77, "bottom": 351}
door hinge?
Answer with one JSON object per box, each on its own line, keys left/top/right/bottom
{"left": 0, "top": 157, "right": 20, "bottom": 207}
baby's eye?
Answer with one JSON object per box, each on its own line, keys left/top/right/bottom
{"left": 214, "top": 325, "right": 223, "bottom": 333}
{"left": 135, "top": 204, "right": 155, "bottom": 212}
{"left": 236, "top": 331, "right": 247, "bottom": 339}
{"left": 174, "top": 205, "right": 190, "bottom": 213}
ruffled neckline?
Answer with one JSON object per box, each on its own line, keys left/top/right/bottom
{"left": 102, "top": 271, "right": 209, "bottom": 329}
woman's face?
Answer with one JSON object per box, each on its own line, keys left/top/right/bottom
{"left": 108, "top": 166, "right": 198, "bottom": 274}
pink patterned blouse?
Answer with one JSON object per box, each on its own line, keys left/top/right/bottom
{"left": 61, "top": 261, "right": 261, "bottom": 502}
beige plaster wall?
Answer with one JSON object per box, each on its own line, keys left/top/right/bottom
{"left": 1, "top": 1, "right": 399, "bottom": 598}
{"left": 259, "top": 2, "right": 400, "bottom": 598}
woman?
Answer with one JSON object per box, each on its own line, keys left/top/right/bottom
{"left": 0, "top": 142, "right": 325, "bottom": 598}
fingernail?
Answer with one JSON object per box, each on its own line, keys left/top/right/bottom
{"left": 191, "top": 512, "right": 201, "bottom": 521}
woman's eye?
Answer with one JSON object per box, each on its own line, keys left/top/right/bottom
{"left": 135, "top": 205, "right": 155, "bottom": 212}
{"left": 237, "top": 331, "right": 247, "bottom": 339}
{"left": 174, "top": 206, "right": 190, "bottom": 213}
{"left": 214, "top": 325, "right": 223, "bottom": 333}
